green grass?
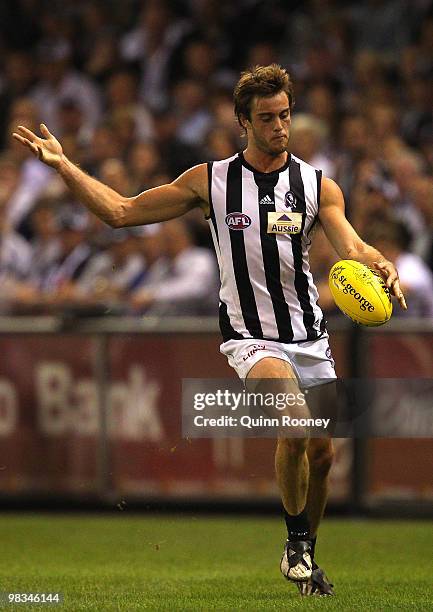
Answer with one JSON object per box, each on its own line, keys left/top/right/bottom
{"left": 0, "top": 515, "right": 432, "bottom": 611}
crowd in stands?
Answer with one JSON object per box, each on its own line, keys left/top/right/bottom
{"left": 0, "top": 0, "right": 432, "bottom": 317}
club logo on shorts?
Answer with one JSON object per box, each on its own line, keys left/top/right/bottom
{"left": 267, "top": 212, "right": 303, "bottom": 234}
{"left": 285, "top": 191, "right": 297, "bottom": 209}
{"left": 325, "top": 346, "right": 335, "bottom": 368}
{"left": 225, "top": 212, "right": 252, "bottom": 230}
{"left": 242, "top": 344, "right": 266, "bottom": 361}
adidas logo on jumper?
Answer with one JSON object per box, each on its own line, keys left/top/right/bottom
{"left": 259, "top": 195, "right": 274, "bottom": 206}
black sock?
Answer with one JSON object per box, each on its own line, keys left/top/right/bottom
{"left": 284, "top": 508, "right": 310, "bottom": 541}
{"left": 310, "top": 535, "right": 318, "bottom": 568}
{"left": 310, "top": 535, "right": 317, "bottom": 558}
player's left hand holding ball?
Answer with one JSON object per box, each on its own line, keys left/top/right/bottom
{"left": 12, "top": 124, "right": 63, "bottom": 169}
{"left": 372, "top": 260, "right": 407, "bottom": 311}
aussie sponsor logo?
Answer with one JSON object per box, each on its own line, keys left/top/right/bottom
{"left": 242, "top": 344, "right": 266, "bottom": 361}
{"left": 225, "top": 212, "right": 252, "bottom": 230}
{"left": 267, "top": 212, "right": 303, "bottom": 234}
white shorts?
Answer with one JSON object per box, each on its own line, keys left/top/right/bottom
{"left": 220, "top": 334, "right": 336, "bottom": 389}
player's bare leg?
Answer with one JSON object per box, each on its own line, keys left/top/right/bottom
{"left": 303, "top": 382, "right": 337, "bottom": 536}
{"left": 276, "top": 436, "right": 315, "bottom": 582}
{"left": 275, "top": 437, "right": 309, "bottom": 518}
{"left": 306, "top": 438, "right": 334, "bottom": 537}
{"left": 246, "top": 358, "right": 312, "bottom": 582}
{"left": 289, "top": 437, "right": 335, "bottom": 596}
{"left": 296, "top": 382, "right": 338, "bottom": 596}
{"left": 246, "top": 357, "right": 309, "bottom": 517}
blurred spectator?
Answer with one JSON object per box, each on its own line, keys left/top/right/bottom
{"left": 0, "top": 52, "right": 36, "bottom": 149}
{"left": 387, "top": 149, "right": 426, "bottom": 239}
{"left": 28, "top": 197, "right": 61, "bottom": 287}
{"left": 173, "top": 79, "right": 212, "bottom": 147}
{"left": 84, "top": 124, "right": 123, "bottom": 173}
{"left": 40, "top": 210, "right": 92, "bottom": 303}
{"left": 209, "top": 91, "right": 241, "bottom": 148}
{"left": 98, "top": 158, "right": 135, "bottom": 197}
{"left": 8, "top": 98, "right": 40, "bottom": 134}
{"left": 31, "top": 40, "right": 102, "bottom": 136}
{"left": 188, "top": 0, "right": 231, "bottom": 58}
{"left": 349, "top": 157, "right": 399, "bottom": 234}
{"left": 76, "top": 228, "right": 145, "bottom": 310}
{"left": 78, "top": 2, "right": 119, "bottom": 82}
{"left": 130, "top": 218, "right": 218, "bottom": 316}
{"left": 105, "top": 70, "right": 154, "bottom": 143}
{"left": 174, "top": 36, "right": 236, "bottom": 90}
{"left": 128, "top": 225, "right": 169, "bottom": 293}
{"left": 347, "top": 1, "right": 411, "bottom": 54}
{"left": 152, "top": 109, "right": 201, "bottom": 177}
{"left": 349, "top": 50, "right": 395, "bottom": 112}
{"left": 368, "top": 104, "right": 399, "bottom": 145}
{"left": 369, "top": 221, "right": 433, "bottom": 318}
{"left": 128, "top": 142, "right": 163, "bottom": 192}
{"left": 410, "top": 176, "right": 433, "bottom": 272}
{"left": 289, "top": 114, "right": 335, "bottom": 178}
{"left": 3, "top": 129, "right": 55, "bottom": 233}
{"left": 334, "top": 115, "right": 371, "bottom": 205}
{"left": 247, "top": 42, "right": 279, "bottom": 69}
{"left": 0, "top": 158, "right": 33, "bottom": 312}
{"left": 57, "top": 99, "right": 92, "bottom": 162}
{"left": 205, "top": 127, "right": 238, "bottom": 161}
{"left": 120, "top": 0, "right": 192, "bottom": 109}
{"left": 401, "top": 77, "right": 433, "bottom": 150}
{"left": 305, "top": 84, "right": 338, "bottom": 137}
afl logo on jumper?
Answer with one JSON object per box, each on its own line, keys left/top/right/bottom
{"left": 225, "top": 212, "right": 252, "bottom": 230}
{"left": 285, "top": 191, "right": 297, "bottom": 209}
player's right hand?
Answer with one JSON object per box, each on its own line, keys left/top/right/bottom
{"left": 12, "top": 124, "right": 63, "bottom": 169}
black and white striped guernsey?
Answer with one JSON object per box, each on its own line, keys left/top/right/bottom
{"left": 207, "top": 151, "right": 325, "bottom": 343}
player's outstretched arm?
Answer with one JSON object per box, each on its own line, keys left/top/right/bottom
{"left": 12, "top": 124, "right": 208, "bottom": 227}
{"left": 319, "top": 177, "right": 407, "bottom": 310}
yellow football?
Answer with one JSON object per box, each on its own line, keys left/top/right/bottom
{"left": 328, "top": 260, "right": 393, "bottom": 326}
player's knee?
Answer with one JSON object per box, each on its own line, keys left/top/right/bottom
{"left": 308, "top": 443, "right": 334, "bottom": 476}
{"left": 278, "top": 437, "right": 308, "bottom": 457}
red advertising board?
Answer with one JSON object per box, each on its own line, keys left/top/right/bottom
{"left": 365, "top": 332, "right": 433, "bottom": 502}
{"left": 0, "top": 330, "right": 352, "bottom": 502}
{"left": 0, "top": 336, "right": 98, "bottom": 493}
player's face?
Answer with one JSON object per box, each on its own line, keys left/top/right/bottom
{"left": 246, "top": 92, "right": 291, "bottom": 156}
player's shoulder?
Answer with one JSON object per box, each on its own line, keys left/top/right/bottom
{"left": 290, "top": 153, "right": 321, "bottom": 175}
{"left": 173, "top": 163, "right": 208, "bottom": 200}
{"left": 192, "top": 153, "right": 240, "bottom": 180}
{"left": 208, "top": 153, "right": 240, "bottom": 173}
{"left": 177, "top": 162, "right": 208, "bottom": 182}
{"left": 320, "top": 176, "right": 344, "bottom": 205}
